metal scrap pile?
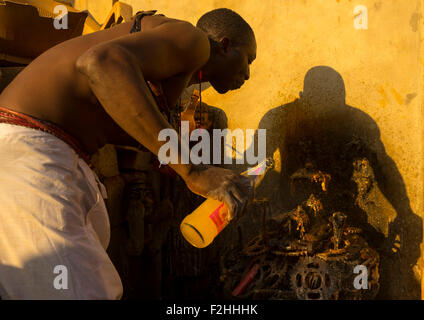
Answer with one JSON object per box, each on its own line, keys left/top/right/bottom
{"left": 219, "top": 161, "right": 380, "bottom": 300}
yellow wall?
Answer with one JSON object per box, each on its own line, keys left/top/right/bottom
{"left": 75, "top": 0, "right": 424, "bottom": 299}
{"left": 74, "top": 0, "right": 111, "bottom": 24}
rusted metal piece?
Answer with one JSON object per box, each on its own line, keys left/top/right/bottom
{"left": 290, "top": 163, "right": 331, "bottom": 195}
{"left": 305, "top": 194, "right": 323, "bottom": 216}
{"left": 243, "top": 234, "right": 269, "bottom": 257}
{"left": 283, "top": 205, "right": 310, "bottom": 238}
{"left": 289, "top": 256, "right": 339, "bottom": 300}
{"left": 316, "top": 248, "right": 347, "bottom": 261}
{"left": 352, "top": 158, "right": 375, "bottom": 199}
{"left": 330, "top": 211, "right": 347, "bottom": 250}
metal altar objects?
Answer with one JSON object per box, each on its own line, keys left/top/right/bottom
{"left": 219, "top": 159, "right": 380, "bottom": 300}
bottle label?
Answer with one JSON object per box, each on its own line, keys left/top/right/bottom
{"left": 209, "top": 203, "right": 229, "bottom": 233}
{"left": 247, "top": 164, "right": 266, "bottom": 176}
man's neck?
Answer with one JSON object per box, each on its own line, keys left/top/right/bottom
{"left": 188, "top": 37, "right": 216, "bottom": 86}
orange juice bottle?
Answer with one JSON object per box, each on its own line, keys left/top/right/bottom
{"left": 180, "top": 158, "right": 274, "bottom": 248}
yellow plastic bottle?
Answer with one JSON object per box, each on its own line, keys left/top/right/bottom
{"left": 180, "top": 158, "right": 274, "bottom": 248}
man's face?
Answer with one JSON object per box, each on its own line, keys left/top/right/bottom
{"left": 210, "top": 38, "right": 256, "bottom": 94}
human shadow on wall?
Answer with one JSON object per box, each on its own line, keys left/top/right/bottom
{"left": 246, "top": 66, "right": 422, "bottom": 299}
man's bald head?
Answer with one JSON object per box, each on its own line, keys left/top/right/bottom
{"left": 196, "top": 8, "right": 255, "bottom": 47}
{"left": 196, "top": 8, "right": 256, "bottom": 93}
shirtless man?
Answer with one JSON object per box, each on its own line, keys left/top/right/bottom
{"left": 0, "top": 8, "right": 256, "bottom": 299}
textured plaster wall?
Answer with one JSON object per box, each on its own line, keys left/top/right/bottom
{"left": 75, "top": 0, "right": 424, "bottom": 299}
{"left": 74, "top": 0, "right": 110, "bottom": 24}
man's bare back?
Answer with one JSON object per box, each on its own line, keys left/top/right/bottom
{"left": 0, "top": 14, "right": 196, "bottom": 154}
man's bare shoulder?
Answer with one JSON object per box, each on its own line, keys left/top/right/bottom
{"left": 140, "top": 16, "right": 210, "bottom": 64}
{"left": 80, "top": 16, "right": 210, "bottom": 80}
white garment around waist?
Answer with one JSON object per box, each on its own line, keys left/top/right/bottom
{"left": 0, "top": 123, "right": 123, "bottom": 299}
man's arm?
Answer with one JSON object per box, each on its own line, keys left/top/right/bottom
{"left": 75, "top": 22, "right": 249, "bottom": 219}
{"left": 76, "top": 22, "right": 207, "bottom": 177}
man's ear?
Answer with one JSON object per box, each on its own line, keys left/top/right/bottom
{"left": 218, "top": 37, "right": 231, "bottom": 54}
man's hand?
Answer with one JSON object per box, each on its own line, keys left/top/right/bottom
{"left": 184, "top": 164, "right": 253, "bottom": 221}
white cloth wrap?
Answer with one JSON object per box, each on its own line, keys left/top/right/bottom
{"left": 0, "top": 123, "right": 123, "bottom": 299}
